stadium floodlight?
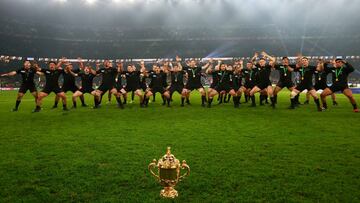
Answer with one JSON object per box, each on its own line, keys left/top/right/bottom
{"left": 57, "top": 0, "right": 67, "bottom": 3}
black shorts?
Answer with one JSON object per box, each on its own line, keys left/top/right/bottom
{"left": 150, "top": 87, "right": 165, "bottom": 94}
{"left": 115, "top": 85, "right": 125, "bottom": 92}
{"left": 80, "top": 87, "right": 94, "bottom": 94}
{"left": 329, "top": 83, "right": 348, "bottom": 93}
{"left": 98, "top": 84, "right": 114, "bottom": 92}
{"left": 42, "top": 86, "right": 62, "bottom": 94}
{"left": 62, "top": 85, "right": 78, "bottom": 93}
{"left": 244, "top": 81, "right": 255, "bottom": 89}
{"left": 185, "top": 83, "right": 203, "bottom": 91}
{"left": 19, "top": 83, "right": 36, "bottom": 94}
{"left": 230, "top": 81, "right": 242, "bottom": 91}
{"left": 276, "top": 80, "right": 294, "bottom": 89}
{"left": 295, "top": 83, "right": 314, "bottom": 92}
{"left": 115, "top": 83, "right": 124, "bottom": 91}
{"left": 210, "top": 83, "right": 218, "bottom": 89}
{"left": 230, "top": 85, "right": 241, "bottom": 91}
{"left": 140, "top": 83, "right": 147, "bottom": 92}
{"left": 125, "top": 85, "right": 141, "bottom": 92}
{"left": 256, "top": 83, "right": 271, "bottom": 90}
{"left": 169, "top": 85, "right": 184, "bottom": 94}
{"left": 314, "top": 84, "right": 328, "bottom": 91}
{"left": 215, "top": 84, "right": 231, "bottom": 93}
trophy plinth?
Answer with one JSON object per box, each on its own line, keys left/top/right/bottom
{"left": 148, "top": 147, "right": 190, "bottom": 198}
{"left": 160, "top": 187, "right": 178, "bottom": 198}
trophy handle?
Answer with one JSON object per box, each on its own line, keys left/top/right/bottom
{"left": 179, "top": 160, "right": 190, "bottom": 181}
{"left": 148, "top": 159, "right": 160, "bottom": 180}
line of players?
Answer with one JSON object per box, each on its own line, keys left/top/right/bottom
{"left": 1, "top": 52, "right": 358, "bottom": 112}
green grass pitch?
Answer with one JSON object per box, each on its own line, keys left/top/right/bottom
{"left": 0, "top": 90, "right": 359, "bottom": 202}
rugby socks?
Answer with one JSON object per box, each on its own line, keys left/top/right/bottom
{"left": 131, "top": 91, "right": 135, "bottom": 101}
{"left": 218, "top": 94, "right": 223, "bottom": 104}
{"left": 251, "top": 96, "right": 256, "bottom": 106}
{"left": 143, "top": 96, "right": 149, "bottom": 106}
{"left": 289, "top": 98, "right": 295, "bottom": 109}
{"left": 53, "top": 100, "right": 58, "bottom": 108}
{"left": 294, "top": 94, "right": 300, "bottom": 105}
{"left": 99, "top": 94, "right": 103, "bottom": 104}
{"left": 226, "top": 94, "right": 231, "bottom": 103}
{"left": 108, "top": 93, "right": 111, "bottom": 102}
{"left": 116, "top": 96, "right": 122, "bottom": 104}
{"left": 94, "top": 97, "right": 99, "bottom": 108}
{"left": 259, "top": 95, "right": 264, "bottom": 105}
{"left": 201, "top": 95, "right": 206, "bottom": 106}
{"left": 80, "top": 95, "right": 85, "bottom": 106}
{"left": 274, "top": 95, "right": 277, "bottom": 104}
{"left": 208, "top": 97, "right": 213, "bottom": 108}
{"left": 233, "top": 96, "right": 239, "bottom": 108}
{"left": 34, "top": 105, "right": 41, "bottom": 112}
{"left": 162, "top": 95, "right": 166, "bottom": 105}
{"left": 314, "top": 98, "right": 321, "bottom": 111}
{"left": 15, "top": 100, "right": 21, "bottom": 110}
{"left": 322, "top": 102, "right": 328, "bottom": 109}
{"left": 270, "top": 97, "right": 275, "bottom": 108}
{"left": 181, "top": 97, "right": 185, "bottom": 106}
{"left": 166, "top": 97, "right": 171, "bottom": 107}
{"left": 73, "top": 101, "right": 77, "bottom": 108}
{"left": 352, "top": 103, "right": 358, "bottom": 110}
{"left": 116, "top": 96, "right": 124, "bottom": 108}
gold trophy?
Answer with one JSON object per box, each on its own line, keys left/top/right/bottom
{"left": 148, "top": 147, "right": 190, "bottom": 198}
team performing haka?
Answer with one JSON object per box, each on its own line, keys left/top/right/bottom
{"left": 1, "top": 53, "right": 358, "bottom": 113}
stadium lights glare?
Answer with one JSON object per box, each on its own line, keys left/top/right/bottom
{"left": 112, "top": 0, "right": 136, "bottom": 5}
{"left": 57, "top": 0, "right": 67, "bottom": 3}
{"left": 85, "top": 0, "right": 96, "bottom": 5}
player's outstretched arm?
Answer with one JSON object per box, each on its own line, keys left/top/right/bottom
{"left": 176, "top": 56, "right": 183, "bottom": 71}
{"left": 251, "top": 52, "right": 259, "bottom": 63}
{"left": 0, "top": 71, "right": 17, "bottom": 77}
{"left": 78, "top": 57, "right": 85, "bottom": 70}
{"left": 261, "top": 51, "right": 276, "bottom": 62}
{"left": 57, "top": 57, "right": 67, "bottom": 69}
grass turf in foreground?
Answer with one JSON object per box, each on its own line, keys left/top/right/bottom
{"left": 0, "top": 90, "right": 359, "bottom": 202}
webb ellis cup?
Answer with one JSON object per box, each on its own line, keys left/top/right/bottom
{"left": 148, "top": 147, "right": 190, "bottom": 198}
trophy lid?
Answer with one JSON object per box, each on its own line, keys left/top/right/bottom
{"left": 158, "top": 147, "right": 180, "bottom": 169}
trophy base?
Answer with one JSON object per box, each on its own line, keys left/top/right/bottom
{"left": 160, "top": 187, "right": 178, "bottom": 198}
